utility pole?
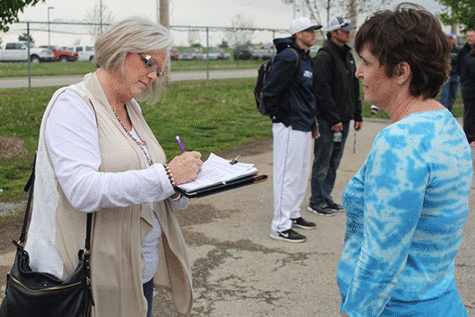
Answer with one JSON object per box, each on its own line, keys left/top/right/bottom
{"left": 48, "top": 6, "right": 54, "bottom": 45}
{"left": 293, "top": 0, "right": 296, "bottom": 19}
{"left": 159, "top": 0, "right": 169, "bottom": 28}
{"left": 159, "top": 0, "right": 170, "bottom": 87}
{"left": 348, "top": 0, "right": 357, "bottom": 48}
{"left": 159, "top": 0, "right": 160, "bottom": 24}
{"left": 451, "top": 11, "right": 457, "bottom": 41}
{"left": 100, "top": 0, "right": 103, "bottom": 35}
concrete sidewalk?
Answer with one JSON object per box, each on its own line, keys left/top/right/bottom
{"left": 0, "top": 69, "right": 257, "bottom": 89}
{"left": 1, "top": 117, "right": 474, "bottom": 316}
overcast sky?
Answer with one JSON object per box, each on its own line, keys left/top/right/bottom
{"left": 3, "top": 0, "right": 450, "bottom": 48}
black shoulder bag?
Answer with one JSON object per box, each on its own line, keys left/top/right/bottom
{"left": 0, "top": 155, "right": 95, "bottom": 317}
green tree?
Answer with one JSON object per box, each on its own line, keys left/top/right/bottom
{"left": 19, "top": 33, "right": 34, "bottom": 44}
{"left": 0, "top": 0, "right": 45, "bottom": 32}
{"left": 219, "top": 40, "right": 229, "bottom": 49}
{"left": 438, "top": 0, "right": 475, "bottom": 31}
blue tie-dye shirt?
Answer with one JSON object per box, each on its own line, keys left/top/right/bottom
{"left": 337, "top": 110, "right": 473, "bottom": 316}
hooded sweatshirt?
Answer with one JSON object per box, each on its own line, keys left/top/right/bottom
{"left": 261, "top": 37, "right": 316, "bottom": 132}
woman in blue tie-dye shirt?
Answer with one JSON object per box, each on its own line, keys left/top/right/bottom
{"left": 337, "top": 4, "right": 473, "bottom": 317}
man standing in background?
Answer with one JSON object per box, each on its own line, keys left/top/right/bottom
{"left": 262, "top": 17, "right": 321, "bottom": 243}
{"left": 308, "top": 17, "right": 363, "bottom": 217}
{"left": 440, "top": 32, "right": 460, "bottom": 113}
{"left": 457, "top": 29, "right": 475, "bottom": 144}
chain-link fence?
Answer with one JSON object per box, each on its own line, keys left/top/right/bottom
{"left": 2, "top": 21, "right": 325, "bottom": 51}
{"left": 1, "top": 21, "right": 281, "bottom": 50}
{"left": 1, "top": 21, "right": 326, "bottom": 89}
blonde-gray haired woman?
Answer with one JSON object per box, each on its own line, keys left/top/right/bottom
{"left": 25, "top": 17, "right": 202, "bottom": 317}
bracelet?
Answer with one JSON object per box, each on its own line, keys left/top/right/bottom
{"left": 172, "top": 193, "right": 182, "bottom": 201}
{"left": 163, "top": 164, "right": 177, "bottom": 187}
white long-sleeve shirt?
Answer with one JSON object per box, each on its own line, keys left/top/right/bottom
{"left": 45, "top": 90, "right": 187, "bottom": 283}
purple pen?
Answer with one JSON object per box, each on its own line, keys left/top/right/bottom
{"left": 176, "top": 135, "right": 186, "bottom": 152}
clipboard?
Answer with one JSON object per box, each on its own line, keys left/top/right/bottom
{"left": 176, "top": 173, "right": 268, "bottom": 199}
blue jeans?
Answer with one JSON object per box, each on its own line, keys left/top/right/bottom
{"left": 143, "top": 279, "right": 154, "bottom": 317}
{"left": 310, "top": 119, "right": 350, "bottom": 207}
{"left": 439, "top": 74, "right": 459, "bottom": 113}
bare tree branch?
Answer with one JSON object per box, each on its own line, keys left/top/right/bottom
{"left": 85, "top": 1, "right": 114, "bottom": 40}
{"left": 225, "top": 14, "right": 255, "bottom": 48}
{"left": 187, "top": 30, "right": 201, "bottom": 47}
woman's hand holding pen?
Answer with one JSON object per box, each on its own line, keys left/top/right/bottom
{"left": 168, "top": 151, "right": 203, "bottom": 185}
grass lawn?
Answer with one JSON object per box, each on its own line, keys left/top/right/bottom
{"left": 0, "top": 78, "right": 269, "bottom": 202}
{"left": 0, "top": 77, "right": 465, "bottom": 203}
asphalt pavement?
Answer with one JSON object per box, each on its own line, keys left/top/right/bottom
{"left": 155, "top": 117, "right": 475, "bottom": 316}
{"left": 0, "top": 118, "right": 474, "bottom": 316}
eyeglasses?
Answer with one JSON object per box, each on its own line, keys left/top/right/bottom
{"left": 139, "top": 53, "right": 164, "bottom": 79}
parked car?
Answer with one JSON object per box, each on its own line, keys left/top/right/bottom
{"left": 233, "top": 46, "right": 253, "bottom": 60}
{"left": 169, "top": 48, "right": 180, "bottom": 61}
{"left": 180, "top": 48, "right": 205, "bottom": 60}
{"left": 205, "top": 48, "right": 231, "bottom": 60}
{"left": 251, "top": 44, "right": 275, "bottom": 60}
{"left": 0, "top": 42, "right": 54, "bottom": 63}
{"left": 66, "top": 45, "right": 95, "bottom": 62}
{"left": 39, "top": 45, "right": 78, "bottom": 62}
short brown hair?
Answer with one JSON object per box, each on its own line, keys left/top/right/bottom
{"left": 355, "top": 3, "right": 450, "bottom": 99}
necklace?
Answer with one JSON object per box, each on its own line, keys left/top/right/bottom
{"left": 111, "top": 105, "right": 153, "bottom": 166}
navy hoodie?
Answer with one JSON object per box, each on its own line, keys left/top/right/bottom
{"left": 459, "top": 52, "right": 475, "bottom": 101}
{"left": 261, "top": 37, "right": 316, "bottom": 132}
{"left": 457, "top": 42, "right": 475, "bottom": 100}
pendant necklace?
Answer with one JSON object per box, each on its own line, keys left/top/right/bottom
{"left": 111, "top": 105, "right": 153, "bottom": 166}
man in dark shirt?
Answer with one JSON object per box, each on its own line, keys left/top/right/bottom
{"left": 440, "top": 32, "right": 460, "bottom": 113}
{"left": 308, "top": 17, "right": 363, "bottom": 216}
{"left": 262, "top": 17, "right": 321, "bottom": 243}
{"left": 457, "top": 29, "right": 475, "bottom": 143}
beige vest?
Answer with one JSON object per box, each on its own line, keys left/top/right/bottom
{"left": 26, "top": 73, "right": 192, "bottom": 316}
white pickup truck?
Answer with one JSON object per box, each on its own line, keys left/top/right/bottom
{"left": 0, "top": 42, "right": 55, "bottom": 63}
{"left": 66, "top": 45, "right": 95, "bottom": 62}
{"left": 251, "top": 44, "right": 276, "bottom": 60}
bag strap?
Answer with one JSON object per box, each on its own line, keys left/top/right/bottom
{"left": 17, "top": 159, "right": 93, "bottom": 251}
{"left": 289, "top": 48, "right": 301, "bottom": 71}
{"left": 279, "top": 47, "right": 301, "bottom": 77}
{"left": 17, "top": 89, "right": 98, "bottom": 250}
{"left": 18, "top": 154, "right": 36, "bottom": 244}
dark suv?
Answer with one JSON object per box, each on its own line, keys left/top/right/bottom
{"left": 233, "top": 46, "right": 253, "bottom": 60}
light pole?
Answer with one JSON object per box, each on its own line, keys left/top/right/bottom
{"left": 48, "top": 6, "right": 55, "bottom": 45}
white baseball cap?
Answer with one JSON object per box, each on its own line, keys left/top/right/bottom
{"left": 289, "top": 17, "right": 322, "bottom": 36}
{"left": 327, "top": 17, "right": 356, "bottom": 32}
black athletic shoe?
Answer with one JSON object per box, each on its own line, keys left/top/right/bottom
{"left": 291, "top": 217, "right": 316, "bottom": 230}
{"left": 327, "top": 202, "right": 344, "bottom": 212}
{"left": 308, "top": 205, "right": 336, "bottom": 217}
{"left": 270, "top": 228, "right": 306, "bottom": 243}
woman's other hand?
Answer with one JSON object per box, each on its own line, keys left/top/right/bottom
{"left": 168, "top": 151, "right": 203, "bottom": 185}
